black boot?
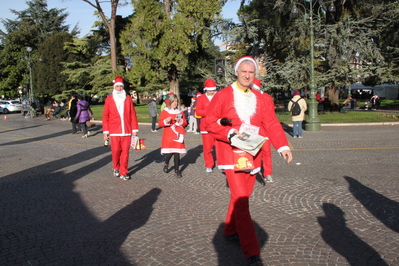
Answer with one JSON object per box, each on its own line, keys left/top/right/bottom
{"left": 163, "top": 163, "right": 168, "bottom": 173}
{"left": 174, "top": 170, "right": 182, "bottom": 178}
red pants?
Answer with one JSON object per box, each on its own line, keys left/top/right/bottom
{"left": 110, "top": 136, "right": 131, "bottom": 175}
{"left": 261, "top": 140, "right": 272, "bottom": 176}
{"left": 224, "top": 170, "right": 260, "bottom": 258}
{"left": 201, "top": 133, "right": 215, "bottom": 168}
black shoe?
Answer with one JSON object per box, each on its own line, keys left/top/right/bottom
{"left": 163, "top": 164, "right": 168, "bottom": 173}
{"left": 248, "top": 255, "right": 263, "bottom": 266}
{"left": 226, "top": 233, "right": 240, "bottom": 243}
{"left": 174, "top": 170, "right": 182, "bottom": 178}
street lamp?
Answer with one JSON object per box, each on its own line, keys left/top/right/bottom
{"left": 292, "top": 1, "right": 335, "bottom": 131}
{"left": 26, "top": 47, "right": 34, "bottom": 105}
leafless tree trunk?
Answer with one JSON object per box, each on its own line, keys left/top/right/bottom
{"left": 82, "top": 0, "right": 119, "bottom": 72}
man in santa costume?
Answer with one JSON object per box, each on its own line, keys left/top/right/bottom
{"left": 102, "top": 75, "right": 139, "bottom": 181}
{"left": 251, "top": 78, "right": 273, "bottom": 183}
{"left": 205, "top": 56, "right": 292, "bottom": 266}
{"left": 195, "top": 79, "right": 217, "bottom": 173}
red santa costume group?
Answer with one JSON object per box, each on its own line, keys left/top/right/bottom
{"left": 102, "top": 75, "right": 139, "bottom": 181}
{"left": 195, "top": 78, "right": 217, "bottom": 173}
{"left": 158, "top": 94, "right": 187, "bottom": 177}
{"left": 251, "top": 78, "right": 274, "bottom": 183}
{"left": 205, "top": 56, "right": 291, "bottom": 265}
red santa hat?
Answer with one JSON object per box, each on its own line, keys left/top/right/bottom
{"left": 252, "top": 78, "right": 261, "bottom": 90}
{"left": 169, "top": 92, "right": 174, "bottom": 95}
{"left": 192, "top": 97, "right": 197, "bottom": 101}
{"left": 113, "top": 75, "right": 124, "bottom": 88}
{"left": 196, "top": 92, "right": 202, "bottom": 97}
{"left": 234, "top": 56, "right": 259, "bottom": 74}
{"left": 204, "top": 79, "right": 217, "bottom": 91}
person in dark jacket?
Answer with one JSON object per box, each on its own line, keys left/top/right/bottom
{"left": 69, "top": 95, "right": 81, "bottom": 134}
{"left": 75, "top": 95, "right": 92, "bottom": 138}
{"left": 148, "top": 94, "right": 158, "bottom": 132}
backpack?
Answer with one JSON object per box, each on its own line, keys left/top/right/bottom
{"left": 290, "top": 98, "right": 302, "bottom": 116}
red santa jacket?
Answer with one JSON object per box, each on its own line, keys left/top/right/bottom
{"left": 195, "top": 93, "right": 215, "bottom": 133}
{"left": 158, "top": 107, "right": 188, "bottom": 154}
{"left": 102, "top": 94, "right": 139, "bottom": 136}
{"left": 205, "top": 83, "right": 288, "bottom": 171}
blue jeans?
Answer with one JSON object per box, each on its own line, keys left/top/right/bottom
{"left": 293, "top": 121, "right": 303, "bottom": 137}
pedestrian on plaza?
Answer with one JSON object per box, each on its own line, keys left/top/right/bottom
{"left": 148, "top": 94, "right": 158, "bottom": 132}
{"left": 251, "top": 78, "right": 274, "bottom": 183}
{"left": 158, "top": 94, "right": 187, "bottom": 178}
{"left": 102, "top": 75, "right": 139, "bottom": 181}
{"left": 180, "top": 103, "right": 189, "bottom": 122}
{"left": 195, "top": 78, "right": 217, "bottom": 173}
{"left": 194, "top": 92, "right": 202, "bottom": 134}
{"left": 205, "top": 56, "right": 292, "bottom": 266}
{"left": 288, "top": 90, "right": 307, "bottom": 138}
{"left": 69, "top": 94, "right": 81, "bottom": 134}
{"left": 187, "top": 97, "right": 198, "bottom": 132}
{"left": 75, "top": 95, "right": 92, "bottom": 138}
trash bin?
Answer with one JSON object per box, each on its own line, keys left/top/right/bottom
{"left": 350, "top": 99, "right": 356, "bottom": 109}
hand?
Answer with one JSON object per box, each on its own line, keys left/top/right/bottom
{"left": 103, "top": 134, "right": 109, "bottom": 141}
{"left": 166, "top": 117, "right": 172, "bottom": 123}
{"left": 280, "top": 150, "right": 293, "bottom": 164}
{"left": 132, "top": 132, "right": 138, "bottom": 136}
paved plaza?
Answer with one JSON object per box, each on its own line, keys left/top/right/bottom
{"left": 0, "top": 113, "right": 399, "bottom": 266}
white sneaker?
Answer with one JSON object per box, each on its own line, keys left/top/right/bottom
{"left": 82, "top": 134, "right": 88, "bottom": 138}
{"left": 87, "top": 131, "right": 91, "bottom": 136}
{"left": 113, "top": 169, "right": 120, "bottom": 178}
{"left": 206, "top": 168, "right": 213, "bottom": 173}
{"left": 265, "top": 175, "right": 274, "bottom": 183}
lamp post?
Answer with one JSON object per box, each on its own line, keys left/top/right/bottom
{"left": 292, "top": 1, "right": 335, "bottom": 131}
{"left": 26, "top": 47, "right": 34, "bottom": 104}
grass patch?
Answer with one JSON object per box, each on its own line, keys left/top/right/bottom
{"left": 82, "top": 103, "right": 399, "bottom": 124}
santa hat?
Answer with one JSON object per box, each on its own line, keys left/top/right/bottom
{"left": 169, "top": 92, "right": 174, "bottom": 95}
{"left": 196, "top": 92, "right": 202, "bottom": 97}
{"left": 293, "top": 90, "right": 300, "bottom": 96}
{"left": 113, "top": 75, "right": 124, "bottom": 88}
{"left": 204, "top": 79, "right": 217, "bottom": 91}
{"left": 192, "top": 97, "right": 197, "bottom": 101}
{"left": 252, "top": 78, "right": 261, "bottom": 90}
{"left": 234, "top": 56, "right": 259, "bottom": 74}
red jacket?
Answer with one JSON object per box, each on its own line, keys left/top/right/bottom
{"left": 102, "top": 94, "right": 139, "bottom": 136}
{"left": 195, "top": 93, "right": 215, "bottom": 133}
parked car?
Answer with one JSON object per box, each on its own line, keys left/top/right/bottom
{"left": 0, "top": 100, "right": 23, "bottom": 113}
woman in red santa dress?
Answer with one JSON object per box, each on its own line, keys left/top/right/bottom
{"left": 205, "top": 56, "right": 292, "bottom": 266}
{"left": 158, "top": 94, "right": 187, "bottom": 178}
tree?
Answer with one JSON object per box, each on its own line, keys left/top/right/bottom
{"left": 81, "top": 0, "right": 129, "bottom": 72}
{"left": 0, "top": 0, "right": 71, "bottom": 97}
{"left": 120, "top": 0, "right": 221, "bottom": 96}
{"left": 34, "top": 32, "right": 74, "bottom": 95}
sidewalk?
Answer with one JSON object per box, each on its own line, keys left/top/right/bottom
{"left": 0, "top": 113, "right": 398, "bottom": 265}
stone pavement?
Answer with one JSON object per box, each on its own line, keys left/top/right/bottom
{"left": 0, "top": 113, "right": 398, "bottom": 266}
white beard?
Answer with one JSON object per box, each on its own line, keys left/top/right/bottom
{"left": 232, "top": 84, "right": 257, "bottom": 124}
{"left": 112, "top": 89, "right": 126, "bottom": 116}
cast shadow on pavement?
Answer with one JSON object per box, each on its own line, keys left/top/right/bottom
{"left": 344, "top": 176, "right": 399, "bottom": 233}
{"left": 0, "top": 146, "right": 161, "bottom": 265}
{"left": 212, "top": 221, "right": 268, "bottom": 266}
{"left": 180, "top": 144, "right": 203, "bottom": 173}
{"left": 0, "top": 129, "right": 72, "bottom": 147}
{"left": 129, "top": 147, "right": 164, "bottom": 175}
{"left": 0, "top": 124, "right": 43, "bottom": 134}
{"left": 317, "top": 203, "right": 388, "bottom": 266}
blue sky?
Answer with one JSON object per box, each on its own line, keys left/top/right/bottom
{"left": 0, "top": 0, "right": 240, "bottom": 42}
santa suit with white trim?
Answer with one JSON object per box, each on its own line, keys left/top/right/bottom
{"left": 205, "top": 57, "right": 290, "bottom": 259}
{"left": 102, "top": 76, "right": 139, "bottom": 176}
{"left": 195, "top": 79, "right": 217, "bottom": 170}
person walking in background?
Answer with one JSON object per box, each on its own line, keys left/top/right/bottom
{"left": 148, "top": 94, "right": 158, "bottom": 132}
{"left": 180, "top": 103, "right": 189, "bottom": 122}
{"left": 205, "top": 56, "right": 292, "bottom": 266}
{"left": 158, "top": 94, "right": 187, "bottom": 178}
{"left": 194, "top": 92, "right": 202, "bottom": 134}
{"left": 69, "top": 94, "right": 81, "bottom": 134}
{"left": 288, "top": 90, "right": 307, "bottom": 138}
{"left": 195, "top": 78, "right": 217, "bottom": 173}
{"left": 251, "top": 78, "right": 274, "bottom": 183}
{"left": 75, "top": 95, "right": 92, "bottom": 138}
{"left": 187, "top": 97, "right": 197, "bottom": 132}
{"left": 102, "top": 75, "right": 139, "bottom": 181}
